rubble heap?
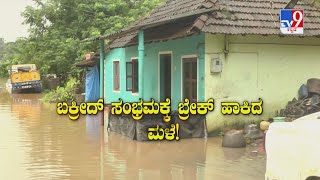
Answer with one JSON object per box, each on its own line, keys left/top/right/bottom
{"left": 276, "top": 78, "right": 320, "bottom": 122}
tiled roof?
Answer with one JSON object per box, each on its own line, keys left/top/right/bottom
{"left": 107, "top": 0, "right": 320, "bottom": 49}
{"left": 193, "top": 0, "right": 320, "bottom": 36}
{"left": 127, "top": 0, "right": 208, "bottom": 28}
{"left": 101, "top": 0, "right": 210, "bottom": 40}
{"left": 107, "top": 16, "right": 198, "bottom": 50}
{"left": 107, "top": 32, "right": 138, "bottom": 49}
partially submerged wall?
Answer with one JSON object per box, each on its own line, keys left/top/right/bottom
{"left": 107, "top": 108, "right": 206, "bottom": 141}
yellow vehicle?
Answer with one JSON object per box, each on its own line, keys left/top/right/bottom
{"left": 7, "top": 64, "right": 42, "bottom": 93}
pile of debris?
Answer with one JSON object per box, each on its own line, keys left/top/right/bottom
{"left": 276, "top": 78, "right": 320, "bottom": 122}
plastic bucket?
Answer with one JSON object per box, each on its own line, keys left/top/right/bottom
{"left": 273, "top": 117, "right": 286, "bottom": 122}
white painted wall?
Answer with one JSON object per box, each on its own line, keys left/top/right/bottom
{"left": 205, "top": 34, "right": 320, "bottom": 133}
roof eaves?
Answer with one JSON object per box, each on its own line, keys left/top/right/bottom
{"left": 75, "top": 59, "right": 99, "bottom": 68}
{"left": 100, "top": 8, "right": 215, "bottom": 40}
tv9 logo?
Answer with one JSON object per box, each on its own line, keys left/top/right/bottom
{"left": 280, "top": 9, "right": 304, "bottom": 34}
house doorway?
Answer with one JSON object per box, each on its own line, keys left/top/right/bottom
{"left": 182, "top": 57, "right": 197, "bottom": 102}
{"left": 159, "top": 53, "right": 172, "bottom": 102}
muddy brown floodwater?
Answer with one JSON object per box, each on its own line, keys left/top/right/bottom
{"left": 0, "top": 85, "right": 266, "bottom": 180}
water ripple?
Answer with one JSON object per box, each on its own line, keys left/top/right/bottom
{"left": 0, "top": 93, "right": 266, "bottom": 180}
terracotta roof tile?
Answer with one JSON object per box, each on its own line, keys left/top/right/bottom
{"left": 131, "top": 0, "right": 207, "bottom": 26}
{"left": 107, "top": 0, "right": 320, "bottom": 49}
{"left": 196, "top": 0, "right": 320, "bottom": 35}
{"left": 107, "top": 32, "right": 138, "bottom": 49}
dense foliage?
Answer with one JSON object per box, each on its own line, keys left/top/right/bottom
{"left": 0, "top": 0, "right": 164, "bottom": 78}
{"left": 0, "top": 38, "right": 4, "bottom": 61}
{"left": 43, "top": 77, "right": 79, "bottom": 103}
{"left": 1, "top": 0, "right": 319, "bottom": 79}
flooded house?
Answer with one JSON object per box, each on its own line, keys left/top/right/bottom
{"left": 99, "top": 0, "right": 320, "bottom": 137}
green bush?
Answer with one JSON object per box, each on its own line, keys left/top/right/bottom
{"left": 43, "top": 77, "right": 79, "bottom": 103}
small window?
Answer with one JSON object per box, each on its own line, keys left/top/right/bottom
{"left": 113, "top": 61, "right": 120, "bottom": 91}
{"left": 126, "top": 62, "right": 132, "bottom": 91}
{"left": 132, "top": 59, "right": 138, "bottom": 93}
{"left": 126, "top": 59, "right": 139, "bottom": 93}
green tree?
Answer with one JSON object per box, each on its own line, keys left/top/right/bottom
{"left": 0, "top": 0, "right": 164, "bottom": 79}
{"left": 0, "top": 38, "right": 4, "bottom": 61}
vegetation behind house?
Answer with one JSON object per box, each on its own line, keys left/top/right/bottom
{"left": 0, "top": 0, "right": 164, "bottom": 79}
{"left": 43, "top": 77, "right": 79, "bottom": 103}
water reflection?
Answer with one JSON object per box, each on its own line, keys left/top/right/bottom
{"left": 104, "top": 133, "right": 207, "bottom": 180}
{"left": 86, "top": 114, "right": 102, "bottom": 142}
{"left": 204, "top": 139, "right": 266, "bottom": 180}
{"left": 103, "top": 133, "right": 265, "bottom": 180}
{"left": 10, "top": 94, "right": 42, "bottom": 121}
{"left": 223, "top": 147, "right": 246, "bottom": 161}
{"left": 0, "top": 91, "right": 266, "bottom": 180}
{"left": 0, "top": 91, "right": 31, "bottom": 179}
{"left": 0, "top": 92, "right": 101, "bottom": 179}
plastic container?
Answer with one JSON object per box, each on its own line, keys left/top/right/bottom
{"left": 307, "top": 78, "right": 320, "bottom": 94}
{"left": 265, "top": 118, "right": 320, "bottom": 180}
{"left": 298, "top": 84, "right": 308, "bottom": 99}
{"left": 260, "top": 120, "right": 271, "bottom": 131}
{"left": 273, "top": 117, "right": 286, "bottom": 122}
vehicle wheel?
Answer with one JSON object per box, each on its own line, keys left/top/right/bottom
{"left": 35, "top": 87, "right": 42, "bottom": 93}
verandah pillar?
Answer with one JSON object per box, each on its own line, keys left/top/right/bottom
{"left": 99, "top": 38, "right": 105, "bottom": 180}
{"left": 99, "top": 38, "right": 105, "bottom": 99}
{"left": 138, "top": 30, "right": 144, "bottom": 99}
{"left": 99, "top": 38, "right": 105, "bottom": 126}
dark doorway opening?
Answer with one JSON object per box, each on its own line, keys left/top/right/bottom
{"left": 159, "top": 54, "right": 172, "bottom": 102}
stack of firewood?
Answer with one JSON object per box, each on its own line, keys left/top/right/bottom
{"left": 276, "top": 78, "right": 320, "bottom": 122}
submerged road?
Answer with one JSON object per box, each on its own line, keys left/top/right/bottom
{"left": 0, "top": 85, "right": 266, "bottom": 180}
